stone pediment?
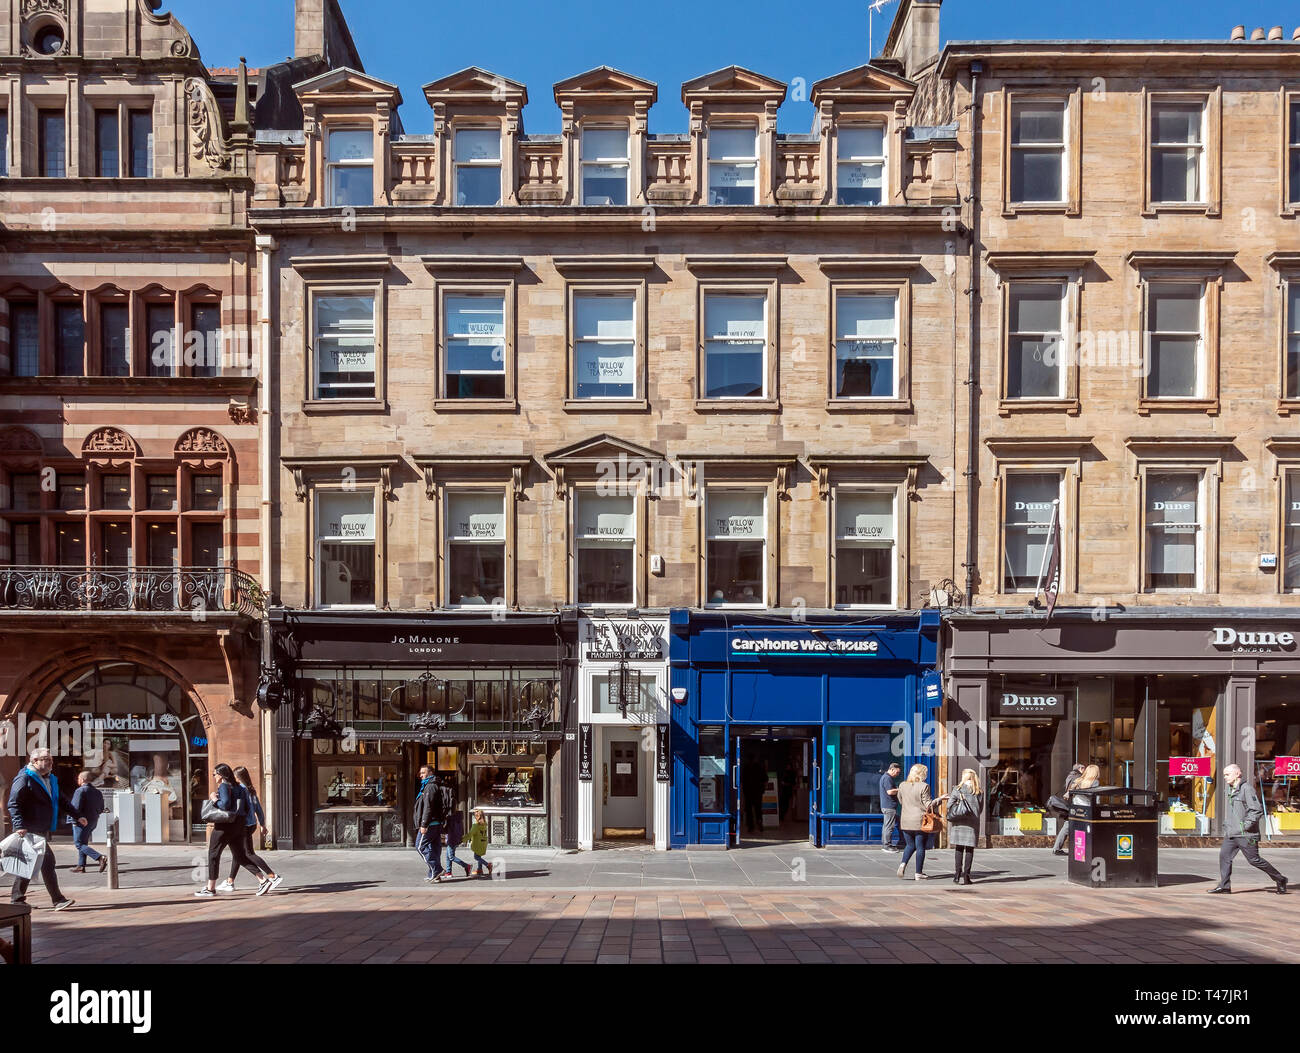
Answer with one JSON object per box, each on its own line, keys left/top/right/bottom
{"left": 544, "top": 435, "right": 666, "bottom": 467}
{"left": 681, "top": 65, "right": 787, "bottom": 102}
{"left": 554, "top": 66, "right": 658, "bottom": 104}
{"left": 294, "top": 67, "right": 403, "bottom": 106}
{"left": 423, "top": 66, "right": 528, "bottom": 106}
{"left": 811, "top": 63, "right": 916, "bottom": 103}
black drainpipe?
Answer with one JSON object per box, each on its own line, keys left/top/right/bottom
{"left": 963, "top": 60, "right": 984, "bottom": 605}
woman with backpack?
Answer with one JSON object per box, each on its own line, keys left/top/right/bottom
{"left": 194, "top": 763, "right": 267, "bottom": 898}
{"left": 216, "top": 766, "right": 284, "bottom": 895}
{"left": 946, "top": 768, "right": 984, "bottom": 885}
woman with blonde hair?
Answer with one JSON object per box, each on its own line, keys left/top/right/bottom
{"left": 896, "top": 762, "right": 934, "bottom": 880}
{"left": 946, "top": 768, "right": 984, "bottom": 885}
{"left": 1073, "top": 764, "right": 1102, "bottom": 803}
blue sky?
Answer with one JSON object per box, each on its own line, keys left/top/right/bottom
{"left": 175, "top": 0, "right": 1295, "bottom": 134}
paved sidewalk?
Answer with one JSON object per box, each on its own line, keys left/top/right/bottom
{"left": 5, "top": 844, "right": 1297, "bottom": 964}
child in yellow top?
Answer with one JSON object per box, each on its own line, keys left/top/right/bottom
{"left": 468, "top": 808, "right": 492, "bottom": 878}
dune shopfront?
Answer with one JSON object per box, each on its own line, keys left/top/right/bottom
{"left": 268, "top": 611, "right": 568, "bottom": 850}
{"left": 667, "top": 610, "right": 941, "bottom": 848}
{"left": 945, "top": 609, "right": 1300, "bottom": 845}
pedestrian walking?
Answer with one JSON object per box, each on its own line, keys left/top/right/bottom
{"left": 443, "top": 779, "right": 472, "bottom": 879}
{"left": 216, "top": 767, "right": 283, "bottom": 894}
{"left": 896, "top": 762, "right": 933, "bottom": 881}
{"left": 1208, "top": 764, "right": 1288, "bottom": 895}
{"left": 879, "top": 762, "right": 902, "bottom": 852}
{"left": 7, "top": 747, "right": 86, "bottom": 910}
{"left": 68, "top": 771, "right": 107, "bottom": 874}
{"left": 1050, "top": 763, "right": 1086, "bottom": 855}
{"left": 946, "top": 768, "right": 984, "bottom": 885}
{"left": 194, "top": 764, "right": 270, "bottom": 898}
{"left": 467, "top": 808, "right": 493, "bottom": 877}
{"left": 413, "top": 764, "right": 445, "bottom": 883}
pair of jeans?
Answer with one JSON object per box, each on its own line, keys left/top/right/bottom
{"left": 899, "top": 829, "right": 927, "bottom": 873}
{"left": 446, "top": 841, "right": 470, "bottom": 873}
{"left": 1219, "top": 836, "right": 1284, "bottom": 886}
{"left": 10, "top": 840, "right": 65, "bottom": 905}
{"left": 228, "top": 825, "right": 274, "bottom": 882}
{"left": 416, "top": 825, "right": 443, "bottom": 878}
{"left": 472, "top": 853, "right": 490, "bottom": 871}
{"left": 881, "top": 808, "right": 897, "bottom": 847}
{"left": 1052, "top": 818, "right": 1072, "bottom": 853}
{"left": 72, "top": 824, "right": 102, "bottom": 866}
{"left": 953, "top": 845, "right": 975, "bottom": 878}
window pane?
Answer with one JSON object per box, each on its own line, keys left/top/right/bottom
{"left": 317, "top": 491, "right": 375, "bottom": 541}
{"left": 837, "top": 162, "right": 883, "bottom": 205}
{"left": 1011, "top": 149, "right": 1062, "bottom": 202}
{"left": 706, "top": 491, "right": 764, "bottom": 539}
{"left": 1149, "top": 336, "right": 1198, "bottom": 397}
{"left": 835, "top": 545, "right": 892, "bottom": 606}
{"left": 100, "top": 522, "right": 131, "bottom": 565}
{"left": 1288, "top": 284, "right": 1300, "bottom": 399}
{"left": 707, "top": 163, "right": 756, "bottom": 205}
{"left": 455, "top": 164, "right": 501, "bottom": 206}
{"left": 191, "top": 522, "right": 223, "bottom": 568}
{"left": 1008, "top": 336, "right": 1062, "bottom": 397}
{"left": 704, "top": 295, "right": 765, "bottom": 398}
{"left": 56, "top": 524, "right": 85, "bottom": 566}
{"left": 330, "top": 165, "right": 373, "bottom": 207}
{"left": 447, "top": 544, "right": 505, "bottom": 605}
{"left": 146, "top": 303, "right": 175, "bottom": 377}
{"left": 836, "top": 294, "right": 895, "bottom": 397}
{"left": 577, "top": 545, "right": 634, "bottom": 605}
{"left": 1003, "top": 473, "right": 1060, "bottom": 590}
{"left": 1291, "top": 101, "right": 1300, "bottom": 145}
{"left": 315, "top": 295, "right": 375, "bottom": 398}
{"left": 57, "top": 473, "right": 85, "bottom": 510}
{"left": 10, "top": 473, "right": 42, "bottom": 511}
{"left": 839, "top": 126, "right": 884, "bottom": 159}
{"left": 1146, "top": 473, "right": 1199, "bottom": 588}
{"left": 328, "top": 129, "right": 373, "bottom": 163}
{"left": 147, "top": 474, "right": 177, "bottom": 511}
{"left": 576, "top": 494, "right": 635, "bottom": 539}
{"left": 129, "top": 110, "right": 153, "bottom": 178}
{"left": 574, "top": 295, "right": 635, "bottom": 398}
{"left": 1291, "top": 147, "right": 1300, "bottom": 206}
{"left": 319, "top": 542, "right": 375, "bottom": 605}
{"left": 1286, "top": 472, "right": 1300, "bottom": 592}
{"left": 10, "top": 304, "right": 38, "bottom": 377}
{"left": 0, "top": 112, "right": 7, "bottom": 177}
{"left": 190, "top": 303, "right": 220, "bottom": 377}
{"left": 708, "top": 126, "right": 756, "bottom": 160}
{"left": 582, "top": 163, "right": 628, "bottom": 205}
{"left": 9, "top": 521, "right": 37, "bottom": 564}
{"left": 445, "top": 295, "right": 505, "bottom": 398}
{"left": 836, "top": 492, "right": 894, "bottom": 541}
{"left": 707, "top": 540, "right": 764, "bottom": 604}
{"left": 55, "top": 304, "right": 85, "bottom": 376}
{"left": 146, "top": 522, "right": 177, "bottom": 567}
{"left": 101, "top": 304, "right": 130, "bottom": 377}
{"left": 698, "top": 728, "right": 726, "bottom": 812}
{"left": 100, "top": 474, "right": 131, "bottom": 511}
{"left": 1012, "top": 103, "right": 1064, "bottom": 144}
{"left": 1153, "top": 105, "right": 1201, "bottom": 145}
{"left": 41, "top": 113, "right": 65, "bottom": 178}
{"left": 190, "top": 474, "right": 223, "bottom": 511}
{"left": 447, "top": 493, "right": 505, "bottom": 542}
{"left": 1150, "top": 285, "right": 1200, "bottom": 332}
{"left": 455, "top": 128, "right": 501, "bottom": 162}
{"left": 1009, "top": 284, "right": 1064, "bottom": 333}
{"left": 96, "top": 111, "right": 119, "bottom": 177}
{"left": 581, "top": 128, "right": 628, "bottom": 162}
{"left": 1152, "top": 147, "right": 1199, "bottom": 202}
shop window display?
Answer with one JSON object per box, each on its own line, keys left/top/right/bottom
{"left": 988, "top": 722, "right": 1061, "bottom": 835}
{"left": 1153, "top": 678, "right": 1218, "bottom": 836}
{"left": 311, "top": 741, "right": 404, "bottom": 846}
{"left": 824, "top": 726, "right": 893, "bottom": 814}
{"left": 698, "top": 727, "right": 726, "bottom": 812}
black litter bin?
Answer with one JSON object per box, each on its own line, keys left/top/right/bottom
{"left": 1065, "top": 787, "right": 1159, "bottom": 888}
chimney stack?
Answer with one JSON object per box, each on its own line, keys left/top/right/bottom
{"left": 1251, "top": 27, "right": 1266, "bottom": 40}
{"left": 881, "top": 1, "right": 943, "bottom": 80}
{"left": 1293, "top": 26, "right": 1300, "bottom": 40}
{"left": 1230, "top": 24, "right": 1246, "bottom": 41}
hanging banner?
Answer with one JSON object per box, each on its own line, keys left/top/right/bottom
{"left": 656, "top": 725, "right": 670, "bottom": 782}
{"left": 578, "top": 724, "right": 593, "bottom": 782}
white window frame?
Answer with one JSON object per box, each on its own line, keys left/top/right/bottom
{"left": 1290, "top": 98, "right": 1300, "bottom": 206}
{"left": 1142, "top": 470, "right": 1205, "bottom": 593}
{"left": 1009, "top": 98, "right": 1066, "bottom": 205}
{"left": 832, "top": 487, "right": 897, "bottom": 610}
{"left": 1287, "top": 280, "right": 1300, "bottom": 401}
{"left": 442, "top": 290, "right": 507, "bottom": 400}
{"left": 1150, "top": 99, "right": 1206, "bottom": 205}
{"left": 571, "top": 290, "right": 638, "bottom": 401}
{"left": 703, "top": 487, "right": 767, "bottom": 609}
{"left": 325, "top": 126, "right": 374, "bottom": 207}
{"left": 1006, "top": 280, "right": 1067, "bottom": 400}
{"left": 314, "top": 488, "right": 378, "bottom": 610}
{"left": 1145, "top": 282, "right": 1206, "bottom": 400}
{"left": 1284, "top": 468, "right": 1300, "bottom": 594}
{"left": 835, "top": 124, "right": 886, "bottom": 206}
{"left": 580, "top": 124, "right": 630, "bottom": 206}
{"left": 573, "top": 491, "right": 637, "bottom": 609}
{"left": 444, "top": 489, "right": 508, "bottom": 611}
{"left": 706, "top": 124, "right": 758, "bottom": 206}
{"left": 702, "top": 291, "right": 768, "bottom": 401}
{"left": 310, "top": 289, "right": 378, "bottom": 401}
{"left": 833, "top": 289, "right": 898, "bottom": 400}
{"left": 453, "top": 125, "right": 503, "bottom": 207}
{"left": 1000, "top": 470, "right": 1064, "bottom": 594}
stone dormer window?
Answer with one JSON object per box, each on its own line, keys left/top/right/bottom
{"left": 682, "top": 66, "right": 786, "bottom": 207}
{"left": 424, "top": 67, "right": 527, "bottom": 207}
{"left": 293, "top": 67, "right": 402, "bottom": 208}
{"left": 554, "top": 66, "right": 656, "bottom": 207}
{"left": 811, "top": 64, "right": 915, "bottom": 207}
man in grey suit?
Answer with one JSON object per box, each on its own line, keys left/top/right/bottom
{"left": 1208, "top": 764, "right": 1287, "bottom": 895}
{"left": 879, "top": 763, "right": 901, "bottom": 851}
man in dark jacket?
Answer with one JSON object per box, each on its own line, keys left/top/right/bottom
{"left": 7, "top": 747, "right": 87, "bottom": 909}
{"left": 412, "top": 765, "right": 444, "bottom": 882}
{"left": 1209, "top": 764, "right": 1288, "bottom": 895}
{"left": 69, "top": 771, "right": 107, "bottom": 873}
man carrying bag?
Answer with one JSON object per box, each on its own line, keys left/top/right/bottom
{"left": 7, "top": 747, "right": 87, "bottom": 910}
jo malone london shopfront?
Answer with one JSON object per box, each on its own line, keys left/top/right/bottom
{"left": 268, "top": 610, "right": 568, "bottom": 850}
{"left": 945, "top": 608, "right": 1300, "bottom": 844}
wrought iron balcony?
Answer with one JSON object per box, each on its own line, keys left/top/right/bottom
{"left": 0, "top": 565, "right": 266, "bottom": 617}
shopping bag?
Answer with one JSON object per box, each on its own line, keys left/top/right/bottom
{"left": 0, "top": 832, "right": 46, "bottom": 880}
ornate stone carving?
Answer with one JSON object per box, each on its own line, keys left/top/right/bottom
{"left": 82, "top": 428, "right": 138, "bottom": 456}
{"left": 184, "top": 78, "right": 232, "bottom": 172}
{"left": 175, "top": 428, "right": 230, "bottom": 456}
{"left": 0, "top": 426, "right": 43, "bottom": 454}
{"left": 227, "top": 399, "right": 255, "bottom": 426}
{"left": 22, "top": 0, "right": 67, "bottom": 16}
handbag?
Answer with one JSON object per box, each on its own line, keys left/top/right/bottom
{"left": 920, "top": 808, "right": 942, "bottom": 834}
{"left": 948, "top": 789, "right": 971, "bottom": 819}
{"left": 200, "top": 793, "right": 243, "bottom": 825}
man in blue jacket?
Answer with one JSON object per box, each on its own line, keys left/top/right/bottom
{"left": 69, "top": 771, "right": 107, "bottom": 873}
{"left": 7, "top": 747, "right": 87, "bottom": 909}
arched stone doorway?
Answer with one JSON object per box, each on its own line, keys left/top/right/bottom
{"left": 35, "top": 662, "right": 209, "bottom": 844}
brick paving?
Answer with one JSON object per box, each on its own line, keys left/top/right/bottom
{"left": 8, "top": 844, "right": 1297, "bottom": 964}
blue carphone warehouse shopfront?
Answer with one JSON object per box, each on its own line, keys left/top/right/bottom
{"left": 668, "top": 610, "right": 941, "bottom": 848}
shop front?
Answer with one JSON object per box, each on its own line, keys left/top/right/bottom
{"left": 946, "top": 609, "right": 1300, "bottom": 845}
{"left": 268, "top": 611, "right": 568, "bottom": 850}
{"left": 574, "top": 615, "right": 669, "bottom": 850}
{"left": 668, "top": 610, "right": 941, "bottom": 848}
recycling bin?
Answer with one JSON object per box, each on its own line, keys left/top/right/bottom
{"left": 1065, "top": 787, "right": 1159, "bottom": 888}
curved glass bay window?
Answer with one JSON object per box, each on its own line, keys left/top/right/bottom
{"left": 705, "top": 490, "right": 765, "bottom": 607}
{"left": 446, "top": 491, "right": 505, "bottom": 607}
{"left": 315, "top": 490, "right": 376, "bottom": 607}
{"left": 575, "top": 493, "right": 635, "bottom": 606}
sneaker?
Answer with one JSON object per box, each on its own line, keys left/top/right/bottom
{"left": 194, "top": 888, "right": 215, "bottom": 898}
{"left": 255, "top": 878, "right": 271, "bottom": 897}
{"left": 269, "top": 875, "right": 285, "bottom": 892}
{"left": 461, "top": 863, "right": 472, "bottom": 878}
{"left": 897, "top": 864, "right": 906, "bottom": 879}
{"left": 880, "top": 847, "right": 894, "bottom": 853}
{"left": 53, "top": 899, "right": 74, "bottom": 911}
{"left": 915, "top": 873, "right": 928, "bottom": 881}
{"left": 216, "top": 880, "right": 235, "bottom": 893}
